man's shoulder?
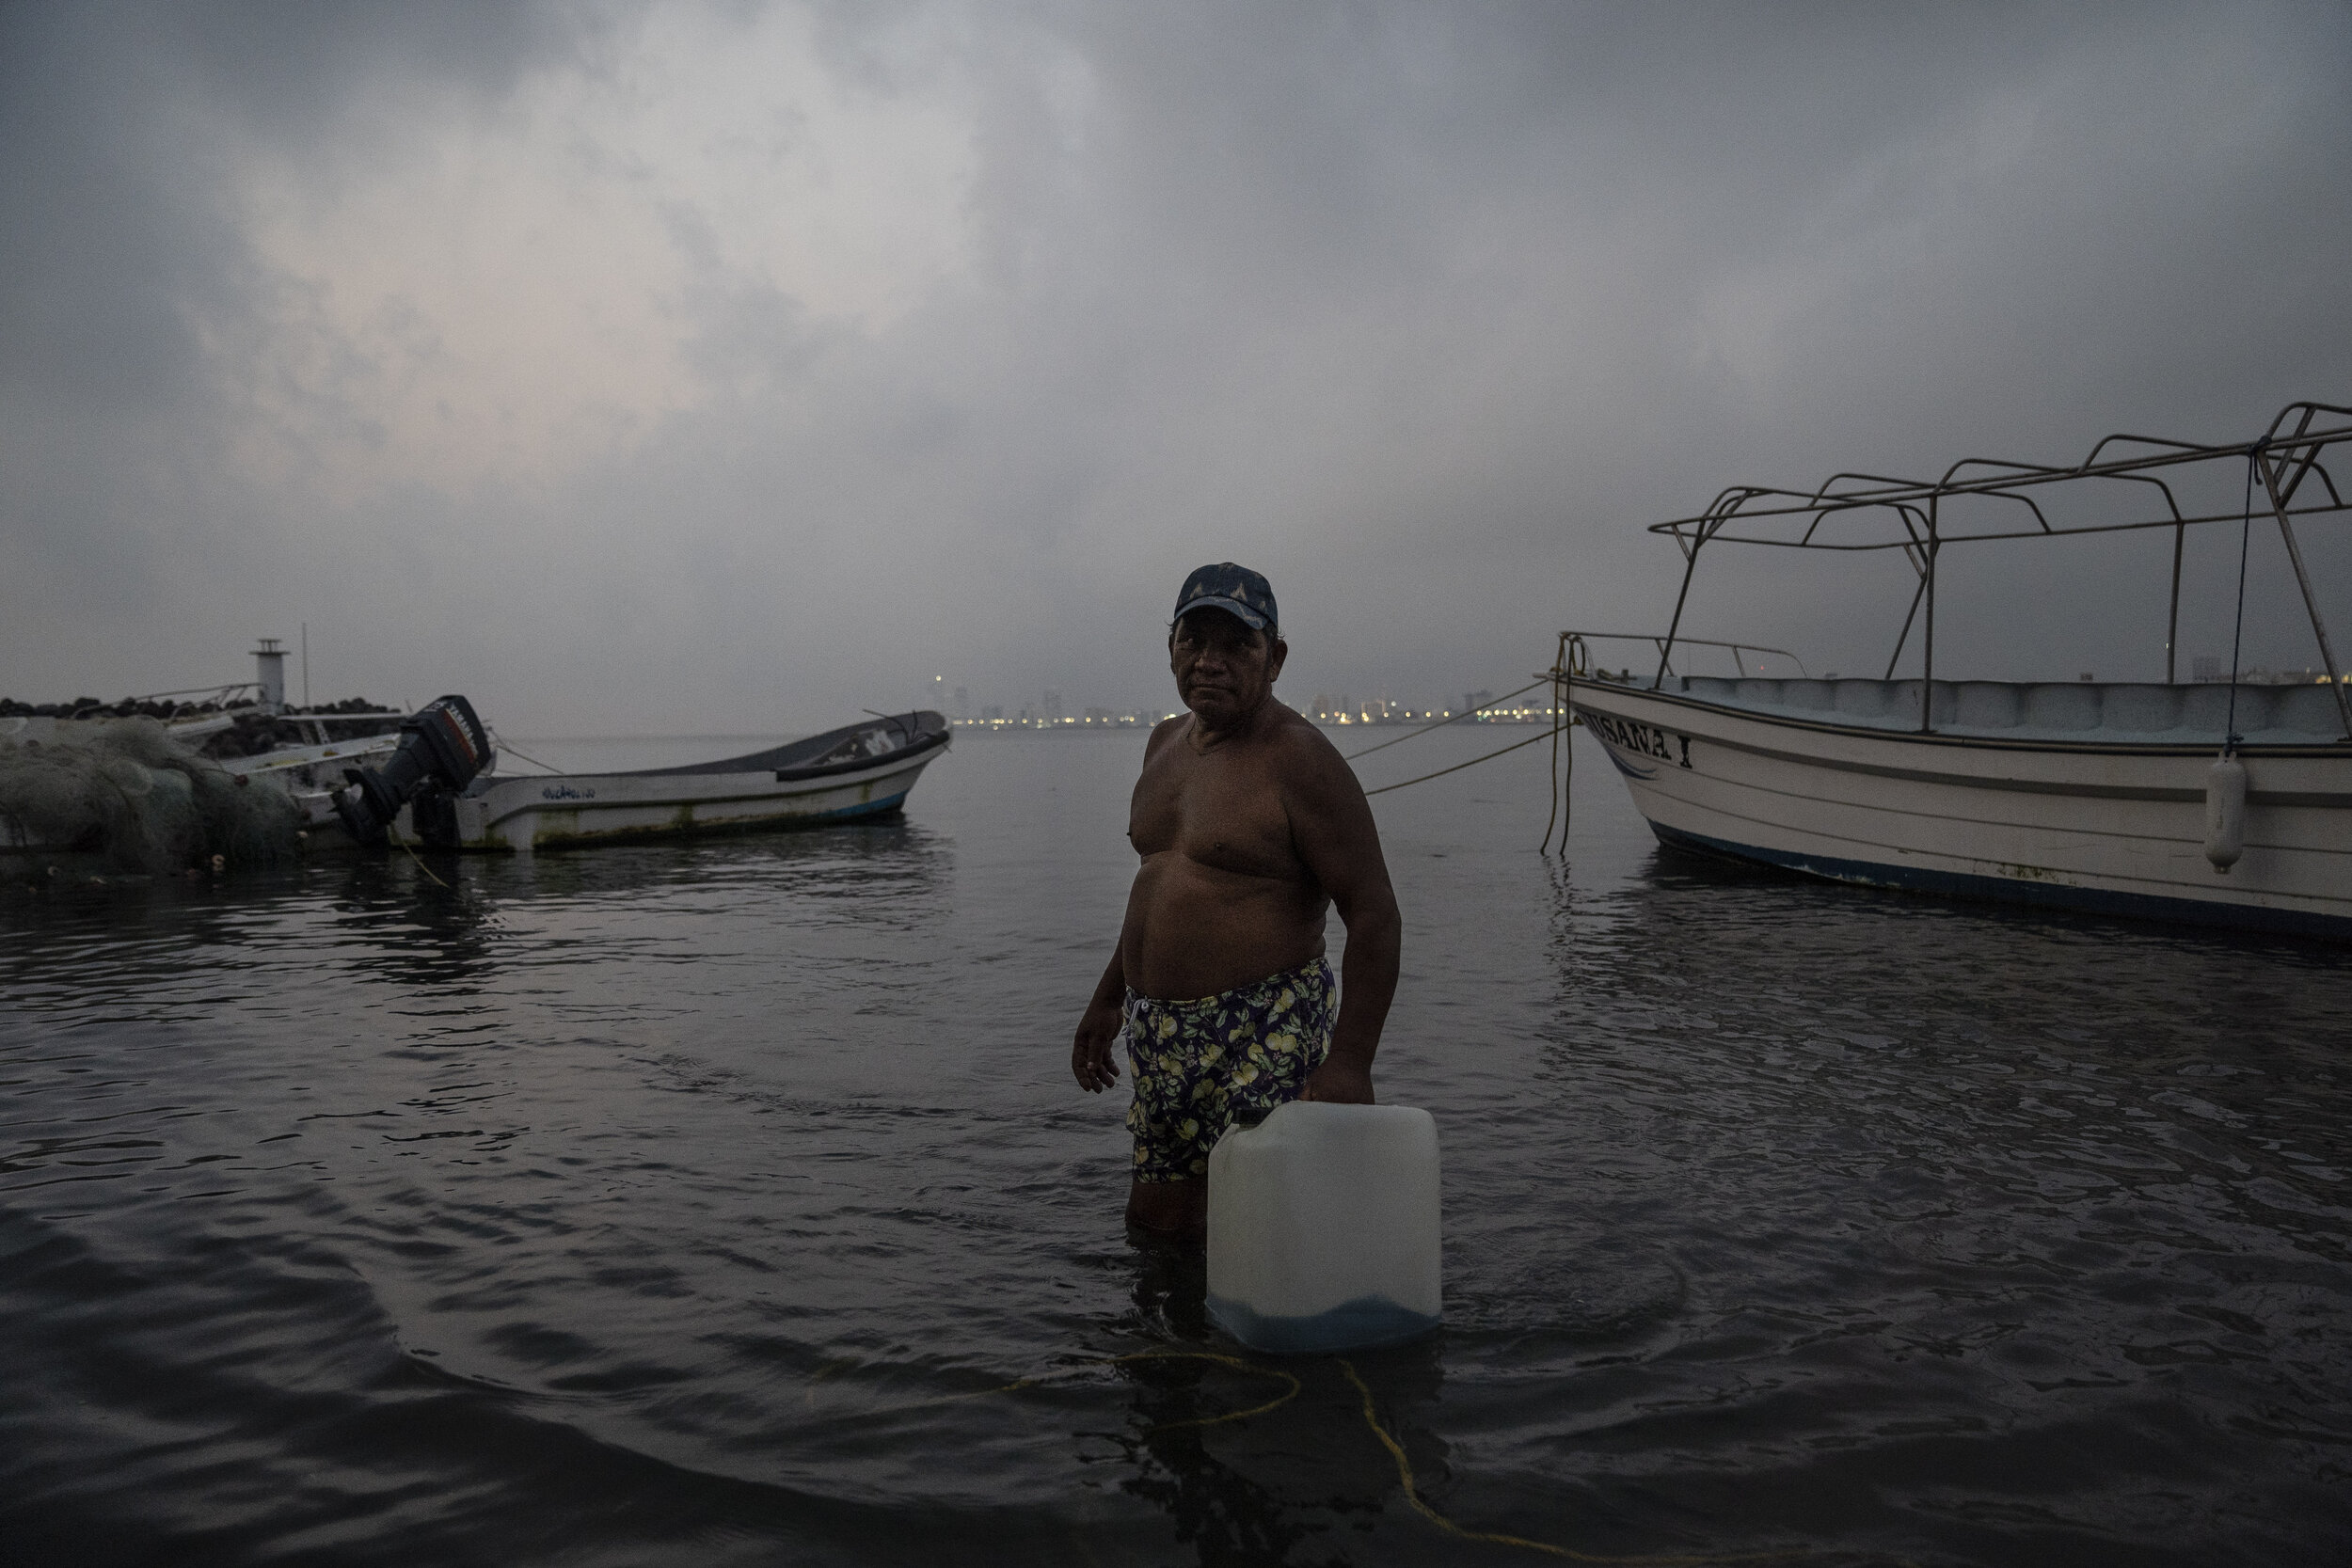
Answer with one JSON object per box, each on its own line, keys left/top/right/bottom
{"left": 1256, "top": 705, "right": 1369, "bottom": 819}
{"left": 1141, "top": 714, "right": 1189, "bottom": 760}
{"left": 1258, "top": 704, "right": 1348, "bottom": 771}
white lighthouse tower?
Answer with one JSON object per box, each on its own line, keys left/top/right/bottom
{"left": 252, "top": 638, "right": 287, "bottom": 714}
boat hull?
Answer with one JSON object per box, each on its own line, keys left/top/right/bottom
{"left": 432, "top": 743, "right": 946, "bottom": 851}
{"left": 1571, "top": 678, "right": 2352, "bottom": 938}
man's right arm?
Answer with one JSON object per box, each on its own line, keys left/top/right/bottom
{"left": 1073, "top": 947, "right": 1125, "bottom": 1092}
{"left": 1074, "top": 720, "right": 1181, "bottom": 1092}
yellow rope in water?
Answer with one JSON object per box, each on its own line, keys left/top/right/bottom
{"left": 386, "top": 823, "right": 453, "bottom": 889}
{"left": 1113, "top": 1351, "right": 1303, "bottom": 1431}
{"left": 816, "top": 1350, "right": 1909, "bottom": 1565}
{"left": 842, "top": 1351, "right": 1301, "bottom": 1433}
{"left": 1336, "top": 1360, "right": 1915, "bottom": 1568}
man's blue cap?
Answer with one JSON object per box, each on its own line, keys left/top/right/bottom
{"left": 1172, "top": 562, "right": 1279, "bottom": 635}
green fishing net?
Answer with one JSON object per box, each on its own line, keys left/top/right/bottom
{"left": 0, "top": 718, "right": 306, "bottom": 871}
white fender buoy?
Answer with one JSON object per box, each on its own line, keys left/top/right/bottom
{"left": 2204, "top": 755, "right": 2246, "bottom": 873}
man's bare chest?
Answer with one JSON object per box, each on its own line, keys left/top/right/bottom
{"left": 1130, "top": 751, "right": 1297, "bottom": 879}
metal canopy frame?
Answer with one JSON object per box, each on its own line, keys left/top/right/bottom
{"left": 1560, "top": 630, "right": 1807, "bottom": 683}
{"left": 1646, "top": 401, "right": 2352, "bottom": 738}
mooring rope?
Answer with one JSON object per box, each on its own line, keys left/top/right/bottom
{"left": 1539, "top": 631, "right": 1581, "bottom": 856}
{"left": 2223, "top": 437, "right": 2268, "bottom": 754}
{"left": 486, "top": 731, "right": 564, "bottom": 776}
{"left": 1360, "top": 725, "right": 1560, "bottom": 797}
{"left": 1332, "top": 1359, "right": 1902, "bottom": 1565}
{"left": 389, "top": 825, "right": 453, "bottom": 889}
{"left": 906, "top": 1351, "right": 1302, "bottom": 1433}
{"left": 1345, "top": 665, "right": 1576, "bottom": 802}
{"left": 1342, "top": 678, "right": 1552, "bottom": 762}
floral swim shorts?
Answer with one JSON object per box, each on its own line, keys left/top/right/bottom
{"left": 1123, "top": 958, "right": 1336, "bottom": 1183}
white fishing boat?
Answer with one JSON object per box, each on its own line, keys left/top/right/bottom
{"left": 1563, "top": 401, "right": 2352, "bottom": 939}
{"left": 414, "top": 711, "right": 952, "bottom": 851}
{"left": 1, "top": 640, "right": 405, "bottom": 861}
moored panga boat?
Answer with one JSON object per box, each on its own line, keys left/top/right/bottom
{"left": 1565, "top": 401, "right": 2352, "bottom": 939}
{"left": 388, "top": 712, "right": 950, "bottom": 851}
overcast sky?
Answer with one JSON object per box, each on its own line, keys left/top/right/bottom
{"left": 4, "top": 1, "right": 2348, "bottom": 733}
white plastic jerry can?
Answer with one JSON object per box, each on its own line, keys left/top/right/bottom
{"left": 1205, "top": 1101, "right": 1442, "bottom": 1354}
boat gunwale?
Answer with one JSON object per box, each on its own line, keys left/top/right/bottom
{"left": 1569, "top": 675, "right": 2352, "bottom": 762}
{"left": 470, "top": 749, "right": 943, "bottom": 830}
{"left": 613, "top": 711, "right": 949, "bottom": 781}
{"left": 503, "top": 789, "right": 916, "bottom": 849}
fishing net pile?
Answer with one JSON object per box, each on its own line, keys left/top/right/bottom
{"left": 0, "top": 719, "right": 306, "bottom": 871}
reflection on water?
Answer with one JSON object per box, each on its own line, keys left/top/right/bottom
{"left": 1111, "top": 1240, "right": 1450, "bottom": 1568}
{"left": 2, "top": 728, "right": 2347, "bottom": 1566}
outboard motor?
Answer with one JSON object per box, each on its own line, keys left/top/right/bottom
{"left": 333, "top": 695, "right": 493, "bottom": 850}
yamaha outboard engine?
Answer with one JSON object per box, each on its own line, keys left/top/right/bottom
{"left": 333, "top": 694, "right": 493, "bottom": 850}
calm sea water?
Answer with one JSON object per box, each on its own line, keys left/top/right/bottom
{"left": 3, "top": 725, "right": 2347, "bottom": 1567}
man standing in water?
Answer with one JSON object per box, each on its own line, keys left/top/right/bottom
{"left": 1071, "top": 562, "right": 1402, "bottom": 1235}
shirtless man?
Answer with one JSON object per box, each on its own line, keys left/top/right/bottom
{"left": 1071, "top": 562, "right": 1402, "bottom": 1235}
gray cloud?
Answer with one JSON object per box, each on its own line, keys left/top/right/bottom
{"left": 3, "top": 1, "right": 2346, "bottom": 729}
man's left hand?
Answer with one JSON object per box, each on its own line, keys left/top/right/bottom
{"left": 1299, "top": 1057, "right": 1375, "bottom": 1104}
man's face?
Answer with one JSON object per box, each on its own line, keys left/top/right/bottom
{"left": 1170, "top": 608, "right": 1287, "bottom": 723}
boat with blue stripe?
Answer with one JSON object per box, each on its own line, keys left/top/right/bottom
{"left": 427, "top": 711, "right": 950, "bottom": 851}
